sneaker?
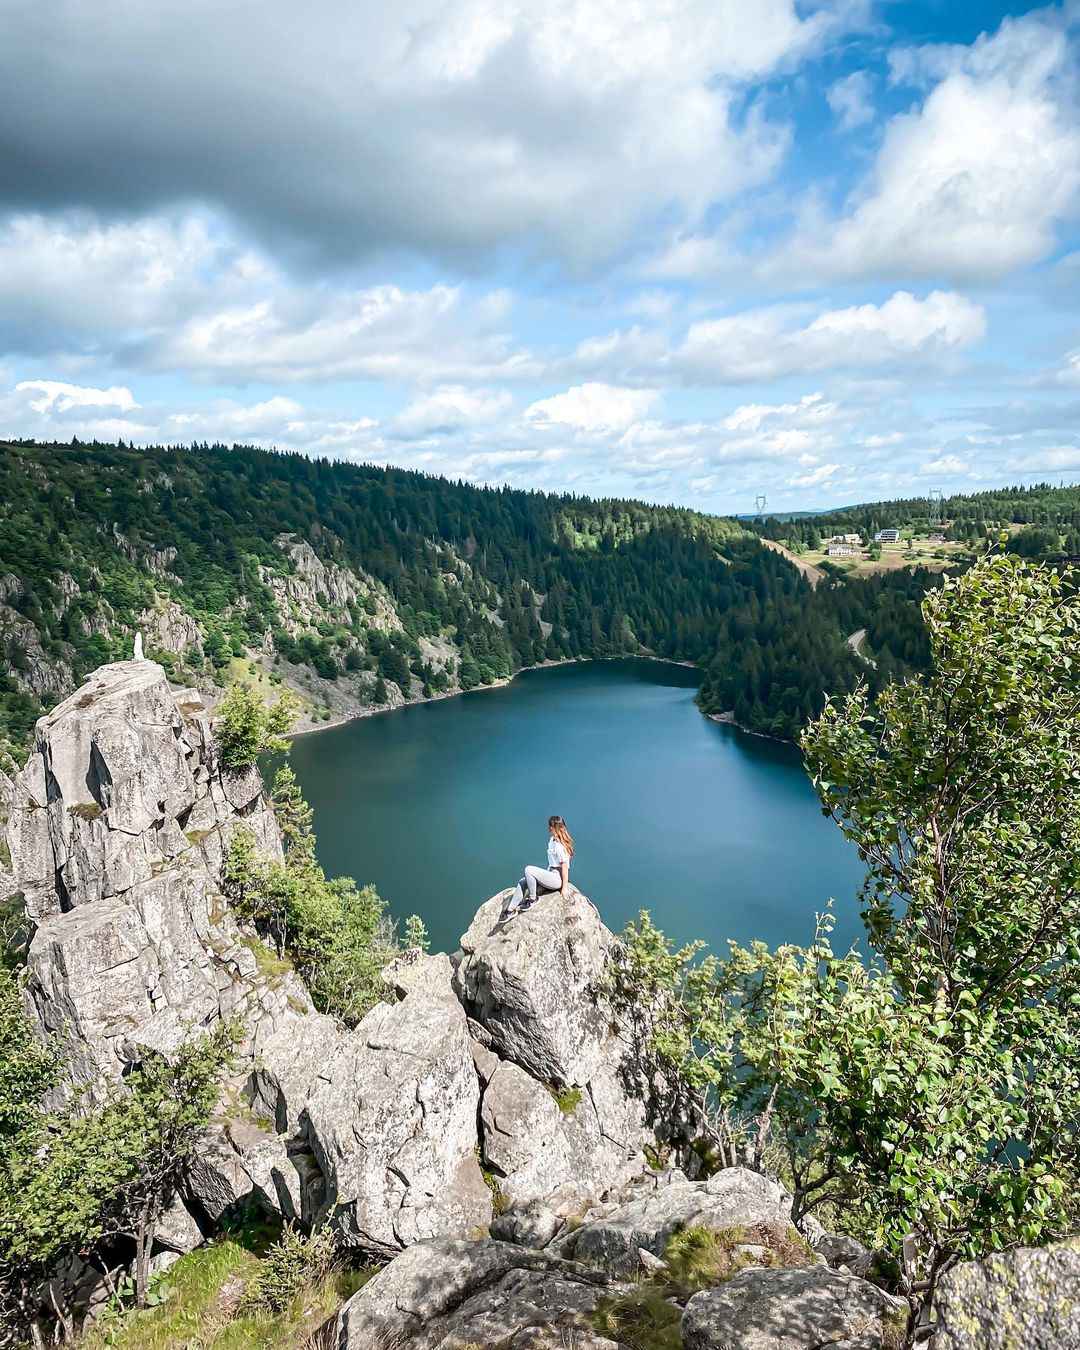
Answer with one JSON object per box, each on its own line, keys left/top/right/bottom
{"left": 498, "top": 907, "right": 515, "bottom": 923}
{"left": 518, "top": 897, "right": 536, "bottom": 912}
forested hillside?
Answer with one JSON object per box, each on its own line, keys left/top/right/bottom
{"left": 0, "top": 439, "right": 940, "bottom": 752}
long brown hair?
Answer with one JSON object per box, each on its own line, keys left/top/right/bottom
{"left": 548, "top": 815, "right": 574, "bottom": 857}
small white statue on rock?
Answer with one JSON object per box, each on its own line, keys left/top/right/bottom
{"left": 133, "top": 631, "right": 144, "bottom": 661}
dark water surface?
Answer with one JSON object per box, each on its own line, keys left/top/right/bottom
{"left": 288, "top": 660, "right": 865, "bottom": 958}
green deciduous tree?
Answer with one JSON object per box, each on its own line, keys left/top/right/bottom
{"left": 615, "top": 557, "right": 1080, "bottom": 1338}
{"left": 0, "top": 1014, "right": 232, "bottom": 1339}
{"left": 215, "top": 684, "right": 298, "bottom": 768}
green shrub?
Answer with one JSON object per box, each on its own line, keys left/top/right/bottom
{"left": 403, "top": 914, "right": 430, "bottom": 951}
{"left": 238, "top": 1223, "right": 338, "bottom": 1315}
{"left": 222, "top": 768, "right": 397, "bottom": 1023}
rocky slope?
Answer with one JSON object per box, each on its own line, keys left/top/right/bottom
{"left": 4, "top": 659, "right": 1074, "bottom": 1349}
{"left": 0, "top": 528, "right": 461, "bottom": 740}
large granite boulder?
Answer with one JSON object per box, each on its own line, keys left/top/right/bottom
{"left": 455, "top": 890, "right": 617, "bottom": 1087}
{"left": 261, "top": 956, "right": 492, "bottom": 1255}
{"left": 459, "top": 889, "right": 665, "bottom": 1210}
{"left": 935, "top": 1239, "right": 1080, "bottom": 1350}
{"left": 571, "top": 1167, "right": 793, "bottom": 1276}
{"left": 330, "top": 1237, "right": 610, "bottom": 1349}
{"left": 681, "top": 1265, "right": 905, "bottom": 1350}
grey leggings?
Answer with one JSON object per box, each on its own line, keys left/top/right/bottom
{"left": 506, "top": 864, "right": 563, "bottom": 914}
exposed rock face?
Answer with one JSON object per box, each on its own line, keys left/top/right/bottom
{"left": 0, "top": 604, "right": 74, "bottom": 699}
{"left": 935, "top": 1239, "right": 1080, "bottom": 1350}
{"left": 7, "top": 659, "right": 689, "bottom": 1276}
{"left": 330, "top": 1238, "right": 611, "bottom": 1350}
{"left": 5, "top": 660, "right": 303, "bottom": 1103}
{"left": 570, "top": 1168, "right": 794, "bottom": 1276}
{"left": 456, "top": 891, "right": 616, "bottom": 1087}
{"left": 456, "top": 889, "right": 664, "bottom": 1210}
{"left": 300, "top": 959, "right": 491, "bottom": 1254}
{"left": 681, "top": 1266, "right": 904, "bottom": 1350}
{"left": 260, "top": 533, "right": 400, "bottom": 639}
{"left": 138, "top": 597, "right": 204, "bottom": 658}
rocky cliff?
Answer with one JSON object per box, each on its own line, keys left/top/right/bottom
{"left": 4, "top": 661, "right": 1071, "bottom": 1350}
{"left": 1, "top": 662, "right": 683, "bottom": 1291}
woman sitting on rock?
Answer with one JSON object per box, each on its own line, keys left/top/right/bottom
{"left": 500, "top": 815, "right": 574, "bottom": 923}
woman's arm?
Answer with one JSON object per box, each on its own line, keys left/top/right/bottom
{"left": 559, "top": 860, "right": 568, "bottom": 894}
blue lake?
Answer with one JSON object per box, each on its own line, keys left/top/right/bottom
{"left": 288, "top": 659, "right": 866, "bottom": 958}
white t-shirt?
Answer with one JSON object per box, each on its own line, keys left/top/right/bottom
{"left": 548, "top": 836, "right": 570, "bottom": 870}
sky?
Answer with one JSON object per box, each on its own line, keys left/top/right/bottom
{"left": 1, "top": 1, "right": 1079, "bottom": 514}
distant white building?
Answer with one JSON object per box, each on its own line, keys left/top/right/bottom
{"left": 827, "top": 541, "right": 854, "bottom": 558}
{"left": 875, "top": 528, "right": 901, "bottom": 543}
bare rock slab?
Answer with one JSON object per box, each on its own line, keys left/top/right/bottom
{"left": 300, "top": 966, "right": 491, "bottom": 1254}
{"left": 572, "top": 1167, "right": 792, "bottom": 1276}
{"left": 935, "top": 1239, "right": 1080, "bottom": 1350}
{"left": 681, "top": 1265, "right": 903, "bottom": 1350}
{"left": 332, "top": 1237, "right": 610, "bottom": 1350}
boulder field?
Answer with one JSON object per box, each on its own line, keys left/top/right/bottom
{"left": 3, "top": 660, "right": 1075, "bottom": 1348}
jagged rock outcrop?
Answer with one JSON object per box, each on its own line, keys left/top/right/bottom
{"left": 4, "top": 660, "right": 306, "bottom": 1103}
{"left": 138, "top": 597, "right": 204, "bottom": 658}
{"left": 298, "top": 957, "right": 491, "bottom": 1253}
{"left": 457, "top": 890, "right": 672, "bottom": 1211}
{"left": 456, "top": 891, "right": 616, "bottom": 1087}
{"left": 261, "top": 533, "right": 400, "bottom": 639}
{"left": 934, "top": 1239, "right": 1080, "bottom": 1349}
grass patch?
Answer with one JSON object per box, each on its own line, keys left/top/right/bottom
{"left": 475, "top": 1144, "right": 510, "bottom": 1216}
{"left": 548, "top": 1086, "right": 582, "bottom": 1114}
{"left": 665, "top": 1223, "right": 816, "bottom": 1291}
{"left": 238, "top": 933, "right": 295, "bottom": 981}
{"left": 588, "top": 1222, "right": 819, "bottom": 1350}
{"left": 69, "top": 801, "right": 103, "bottom": 822}
{"left": 591, "top": 1284, "right": 682, "bottom": 1350}
{"left": 79, "top": 1237, "right": 369, "bottom": 1350}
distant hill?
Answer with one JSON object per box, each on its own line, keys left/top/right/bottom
{"left": 0, "top": 440, "right": 955, "bottom": 752}
{"left": 758, "top": 483, "right": 1080, "bottom": 558}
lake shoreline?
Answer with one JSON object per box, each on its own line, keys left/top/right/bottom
{"left": 705, "top": 710, "right": 793, "bottom": 746}
{"left": 286, "top": 655, "right": 854, "bottom": 959}
{"left": 287, "top": 652, "right": 703, "bottom": 741}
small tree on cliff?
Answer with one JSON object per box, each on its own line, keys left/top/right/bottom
{"left": 0, "top": 992, "right": 232, "bottom": 1338}
{"left": 215, "top": 683, "right": 298, "bottom": 769}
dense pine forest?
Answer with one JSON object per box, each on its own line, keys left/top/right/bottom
{"left": 0, "top": 439, "right": 951, "bottom": 752}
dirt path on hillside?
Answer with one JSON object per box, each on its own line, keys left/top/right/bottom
{"left": 760, "top": 538, "right": 826, "bottom": 587}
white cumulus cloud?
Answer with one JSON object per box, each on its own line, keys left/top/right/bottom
{"left": 674, "top": 290, "right": 985, "bottom": 383}
{"left": 14, "top": 379, "right": 138, "bottom": 413}
{"left": 526, "top": 383, "right": 660, "bottom": 432}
